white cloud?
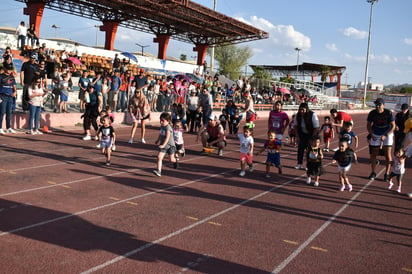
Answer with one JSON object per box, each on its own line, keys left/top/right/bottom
{"left": 370, "top": 54, "right": 397, "bottom": 64}
{"left": 344, "top": 53, "right": 364, "bottom": 62}
{"left": 326, "top": 43, "right": 338, "bottom": 51}
{"left": 237, "top": 15, "right": 311, "bottom": 51}
{"left": 342, "top": 27, "right": 368, "bottom": 39}
{"left": 404, "top": 38, "right": 412, "bottom": 45}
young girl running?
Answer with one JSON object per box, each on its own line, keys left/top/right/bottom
{"left": 96, "top": 115, "right": 116, "bottom": 166}
{"left": 306, "top": 135, "right": 324, "bottom": 186}
{"left": 387, "top": 148, "right": 407, "bottom": 193}
{"left": 332, "top": 138, "right": 358, "bottom": 191}
{"left": 153, "top": 112, "right": 178, "bottom": 177}
{"left": 173, "top": 119, "right": 186, "bottom": 160}
{"left": 238, "top": 125, "right": 254, "bottom": 177}
{"left": 256, "top": 131, "right": 283, "bottom": 178}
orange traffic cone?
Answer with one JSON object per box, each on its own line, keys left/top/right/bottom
{"left": 42, "top": 125, "right": 49, "bottom": 133}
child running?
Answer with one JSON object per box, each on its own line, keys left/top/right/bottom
{"left": 173, "top": 119, "right": 186, "bottom": 160}
{"left": 153, "top": 112, "right": 178, "bottom": 177}
{"left": 332, "top": 138, "right": 358, "bottom": 191}
{"left": 306, "top": 135, "right": 323, "bottom": 186}
{"left": 320, "top": 116, "right": 334, "bottom": 152}
{"left": 340, "top": 121, "right": 358, "bottom": 149}
{"left": 96, "top": 115, "right": 116, "bottom": 166}
{"left": 256, "top": 131, "right": 282, "bottom": 178}
{"left": 238, "top": 125, "right": 254, "bottom": 177}
{"left": 387, "top": 148, "right": 407, "bottom": 193}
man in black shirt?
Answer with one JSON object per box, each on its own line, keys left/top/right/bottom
{"left": 20, "top": 53, "right": 38, "bottom": 111}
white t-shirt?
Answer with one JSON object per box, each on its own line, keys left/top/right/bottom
{"left": 238, "top": 134, "right": 254, "bottom": 154}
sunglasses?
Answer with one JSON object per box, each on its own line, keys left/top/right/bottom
{"left": 375, "top": 103, "right": 382, "bottom": 107}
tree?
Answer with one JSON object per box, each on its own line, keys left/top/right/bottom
{"left": 400, "top": 86, "right": 412, "bottom": 94}
{"left": 320, "top": 65, "right": 330, "bottom": 91}
{"left": 213, "top": 44, "right": 253, "bottom": 80}
{"left": 250, "top": 66, "right": 273, "bottom": 89}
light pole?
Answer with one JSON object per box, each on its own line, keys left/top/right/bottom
{"left": 362, "top": 0, "right": 378, "bottom": 108}
{"left": 51, "top": 24, "right": 60, "bottom": 37}
{"left": 209, "top": 0, "right": 217, "bottom": 74}
{"left": 94, "top": 25, "right": 102, "bottom": 46}
{"left": 135, "top": 43, "right": 150, "bottom": 56}
{"left": 295, "top": 47, "right": 301, "bottom": 84}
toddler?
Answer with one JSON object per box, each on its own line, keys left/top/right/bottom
{"left": 96, "top": 115, "right": 116, "bottom": 166}
{"left": 320, "top": 116, "right": 334, "bottom": 152}
{"left": 387, "top": 148, "right": 407, "bottom": 193}
{"left": 306, "top": 135, "right": 323, "bottom": 186}
{"left": 173, "top": 119, "right": 186, "bottom": 160}
{"left": 238, "top": 125, "right": 254, "bottom": 177}
{"left": 332, "top": 138, "right": 358, "bottom": 191}
{"left": 256, "top": 131, "right": 282, "bottom": 178}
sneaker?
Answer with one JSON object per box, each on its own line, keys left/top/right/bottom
{"left": 7, "top": 128, "right": 16, "bottom": 133}
{"left": 111, "top": 145, "right": 116, "bottom": 151}
{"left": 264, "top": 173, "right": 271, "bottom": 178}
{"left": 218, "top": 149, "right": 223, "bottom": 156}
{"left": 368, "top": 172, "right": 376, "bottom": 180}
{"left": 383, "top": 173, "right": 389, "bottom": 182}
{"left": 239, "top": 170, "right": 246, "bottom": 177}
{"left": 83, "top": 135, "right": 92, "bottom": 140}
{"left": 396, "top": 186, "right": 401, "bottom": 193}
{"left": 30, "top": 129, "right": 36, "bottom": 135}
{"left": 339, "top": 185, "right": 345, "bottom": 191}
{"left": 306, "top": 177, "right": 311, "bottom": 185}
{"left": 295, "top": 164, "right": 303, "bottom": 170}
{"left": 0, "top": 129, "right": 4, "bottom": 135}
{"left": 324, "top": 148, "right": 329, "bottom": 152}
{"left": 96, "top": 144, "right": 101, "bottom": 148}
{"left": 181, "top": 150, "right": 186, "bottom": 157}
{"left": 35, "top": 130, "right": 43, "bottom": 135}
{"left": 128, "top": 138, "right": 133, "bottom": 144}
{"left": 332, "top": 147, "right": 339, "bottom": 152}
{"left": 173, "top": 159, "right": 179, "bottom": 169}
{"left": 105, "top": 160, "right": 111, "bottom": 166}
{"left": 314, "top": 181, "right": 319, "bottom": 187}
{"left": 94, "top": 136, "right": 99, "bottom": 141}
{"left": 249, "top": 164, "right": 254, "bottom": 172}
{"left": 387, "top": 180, "right": 394, "bottom": 190}
{"left": 141, "top": 138, "right": 146, "bottom": 144}
{"left": 152, "top": 170, "right": 161, "bottom": 177}
{"left": 347, "top": 184, "right": 353, "bottom": 192}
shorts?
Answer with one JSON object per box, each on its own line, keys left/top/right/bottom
{"left": 240, "top": 153, "right": 253, "bottom": 165}
{"left": 388, "top": 172, "right": 404, "bottom": 182}
{"left": 246, "top": 111, "right": 256, "bottom": 122}
{"left": 78, "top": 90, "right": 85, "bottom": 100}
{"left": 266, "top": 152, "right": 280, "bottom": 166}
{"left": 370, "top": 132, "right": 394, "bottom": 147}
{"left": 159, "top": 144, "right": 176, "bottom": 155}
{"left": 60, "top": 93, "right": 68, "bottom": 102}
{"left": 338, "top": 164, "right": 351, "bottom": 173}
{"left": 176, "top": 143, "right": 184, "bottom": 152}
{"left": 307, "top": 162, "right": 323, "bottom": 176}
{"left": 100, "top": 137, "right": 113, "bottom": 149}
{"left": 108, "top": 91, "right": 118, "bottom": 102}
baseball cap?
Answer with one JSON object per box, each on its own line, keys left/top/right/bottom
{"left": 30, "top": 53, "right": 37, "bottom": 59}
{"left": 208, "top": 114, "right": 217, "bottom": 121}
{"left": 401, "top": 103, "right": 409, "bottom": 110}
{"left": 374, "top": 98, "right": 384, "bottom": 105}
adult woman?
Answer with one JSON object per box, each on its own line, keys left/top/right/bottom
{"left": 28, "top": 77, "right": 46, "bottom": 135}
{"left": 186, "top": 90, "right": 199, "bottom": 133}
{"left": 243, "top": 92, "right": 256, "bottom": 123}
{"left": 394, "top": 103, "right": 410, "bottom": 150}
{"left": 128, "top": 89, "right": 151, "bottom": 144}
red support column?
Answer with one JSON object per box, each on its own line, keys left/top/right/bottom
{"left": 100, "top": 21, "right": 119, "bottom": 51}
{"left": 193, "top": 44, "right": 208, "bottom": 66}
{"left": 336, "top": 73, "right": 342, "bottom": 97}
{"left": 153, "top": 34, "right": 170, "bottom": 60}
{"left": 23, "top": 2, "right": 45, "bottom": 36}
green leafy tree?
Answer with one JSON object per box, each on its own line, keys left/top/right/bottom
{"left": 180, "top": 54, "right": 187, "bottom": 61}
{"left": 400, "top": 86, "right": 412, "bottom": 93}
{"left": 213, "top": 44, "right": 252, "bottom": 80}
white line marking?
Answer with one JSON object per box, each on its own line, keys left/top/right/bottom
{"left": 271, "top": 168, "right": 384, "bottom": 274}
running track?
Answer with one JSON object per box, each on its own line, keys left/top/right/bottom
{"left": 0, "top": 113, "right": 411, "bottom": 273}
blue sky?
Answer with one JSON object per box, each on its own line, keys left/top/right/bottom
{"left": 1, "top": 0, "right": 411, "bottom": 86}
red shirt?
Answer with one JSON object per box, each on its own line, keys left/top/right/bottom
{"left": 335, "top": 111, "right": 352, "bottom": 123}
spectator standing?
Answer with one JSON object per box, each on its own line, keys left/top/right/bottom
{"left": 15, "top": 21, "right": 27, "bottom": 51}
{"left": 268, "top": 100, "right": 290, "bottom": 140}
{"left": 198, "top": 87, "right": 213, "bottom": 126}
{"left": 294, "top": 102, "right": 320, "bottom": 170}
{"left": 0, "top": 63, "right": 17, "bottom": 134}
{"left": 28, "top": 77, "right": 46, "bottom": 134}
{"left": 112, "top": 54, "right": 121, "bottom": 71}
{"left": 20, "top": 53, "right": 38, "bottom": 111}
{"left": 186, "top": 90, "right": 199, "bottom": 133}
{"left": 366, "top": 98, "right": 395, "bottom": 181}
{"left": 78, "top": 70, "right": 90, "bottom": 112}
{"left": 109, "top": 70, "right": 121, "bottom": 112}
{"left": 118, "top": 71, "right": 131, "bottom": 112}
{"left": 27, "top": 23, "right": 39, "bottom": 47}
{"left": 394, "top": 103, "right": 410, "bottom": 150}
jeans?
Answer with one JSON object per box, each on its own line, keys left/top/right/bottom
{"left": 117, "top": 90, "right": 128, "bottom": 111}
{"left": 0, "top": 95, "right": 14, "bottom": 129}
{"left": 297, "top": 133, "right": 311, "bottom": 165}
{"left": 29, "top": 104, "right": 42, "bottom": 130}
{"left": 18, "top": 35, "right": 26, "bottom": 51}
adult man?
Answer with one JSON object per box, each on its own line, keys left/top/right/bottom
{"left": 366, "top": 98, "right": 395, "bottom": 181}
{"left": 394, "top": 103, "right": 410, "bottom": 150}
{"left": 330, "top": 108, "right": 353, "bottom": 134}
{"left": 78, "top": 70, "right": 90, "bottom": 112}
{"left": 198, "top": 87, "right": 213, "bottom": 126}
{"left": 15, "top": 21, "right": 27, "bottom": 51}
{"left": 198, "top": 114, "right": 226, "bottom": 156}
{"left": 109, "top": 70, "right": 122, "bottom": 112}
{"left": 20, "top": 53, "right": 38, "bottom": 111}
{"left": 268, "top": 100, "right": 290, "bottom": 139}
{"left": 0, "top": 63, "right": 18, "bottom": 134}
{"left": 294, "top": 102, "right": 320, "bottom": 170}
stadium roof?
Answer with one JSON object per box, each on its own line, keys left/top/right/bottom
{"left": 250, "top": 62, "right": 346, "bottom": 76}
{"left": 17, "top": 0, "right": 268, "bottom": 46}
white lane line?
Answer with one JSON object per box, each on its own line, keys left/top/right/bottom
{"left": 271, "top": 168, "right": 384, "bottom": 274}
{"left": 80, "top": 174, "right": 303, "bottom": 274}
